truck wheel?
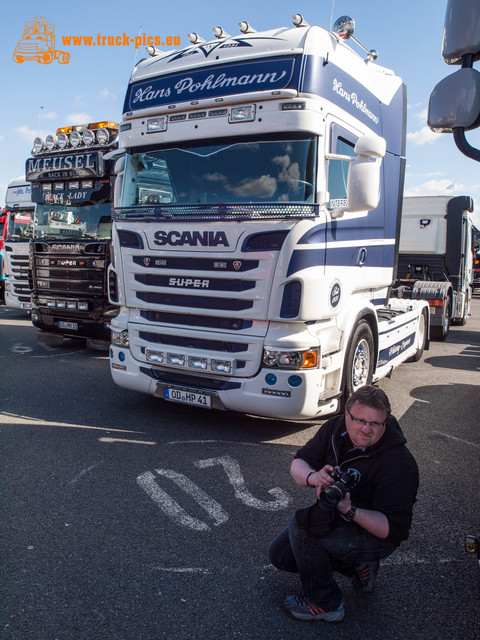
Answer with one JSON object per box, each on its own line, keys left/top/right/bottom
{"left": 408, "top": 308, "right": 427, "bottom": 362}
{"left": 39, "top": 51, "right": 53, "bottom": 64}
{"left": 431, "top": 296, "right": 451, "bottom": 341}
{"left": 344, "top": 320, "right": 374, "bottom": 398}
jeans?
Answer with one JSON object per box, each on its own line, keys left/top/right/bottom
{"left": 268, "top": 513, "right": 397, "bottom": 610}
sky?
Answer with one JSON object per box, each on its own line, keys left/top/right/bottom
{"left": 2, "top": 0, "right": 480, "bottom": 228}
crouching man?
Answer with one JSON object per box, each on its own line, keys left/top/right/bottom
{"left": 268, "top": 385, "right": 419, "bottom": 622}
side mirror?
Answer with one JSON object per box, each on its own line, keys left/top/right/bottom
{"left": 113, "top": 156, "right": 125, "bottom": 208}
{"left": 428, "top": 68, "right": 480, "bottom": 132}
{"left": 442, "top": 0, "right": 480, "bottom": 64}
{"left": 341, "top": 134, "right": 386, "bottom": 216}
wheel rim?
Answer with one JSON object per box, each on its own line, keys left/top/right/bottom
{"left": 352, "top": 339, "right": 370, "bottom": 389}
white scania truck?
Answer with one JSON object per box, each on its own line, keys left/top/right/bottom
{"left": 397, "top": 195, "right": 474, "bottom": 340}
{"left": 3, "top": 176, "right": 34, "bottom": 310}
{"left": 108, "top": 14, "right": 429, "bottom": 420}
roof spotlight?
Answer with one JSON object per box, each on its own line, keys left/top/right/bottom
{"left": 292, "top": 14, "right": 310, "bottom": 27}
{"left": 146, "top": 45, "right": 162, "bottom": 56}
{"left": 188, "top": 32, "right": 206, "bottom": 44}
{"left": 213, "top": 26, "right": 231, "bottom": 39}
{"left": 239, "top": 21, "right": 256, "bottom": 34}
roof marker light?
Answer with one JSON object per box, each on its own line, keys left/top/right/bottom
{"left": 213, "top": 26, "right": 231, "bottom": 39}
{"left": 292, "top": 14, "right": 309, "bottom": 27}
{"left": 239, "top": 21, "right": 256, "bottom": 34}
{"left": 188, "top": 33, "right": 206, "bottom": 44}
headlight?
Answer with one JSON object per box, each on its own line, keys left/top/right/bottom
{"left": 57, "top": 133, "right": 69, "bottom": 149}
{"left": 96, "top": 128, "right": 110, "bottom": 145}
{"left": 147, "top": 116, "right": 167, "bottom": 132}
{"left": 45, "top": 134, "right": 56, "bottom": 150}
{"left": 82, "top": 129, "right": 95, "bottom": 146}
{"left": 112, "top": 330, "right": 130, "bottom": 347}
{"left": 33, "top": 137, "right": 44, "bottom": 153}
{"left": 229, "top": 105, "right": 256, "bottom": 123}
{"left": 70, "top": 131, "right": 82, "bottom": 147}
{"left": 262, "top": 348, "right": 319, "bottom": 369}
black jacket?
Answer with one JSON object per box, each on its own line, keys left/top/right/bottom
{"left": 294, "top": 414, "right": 419, "bottom": 546}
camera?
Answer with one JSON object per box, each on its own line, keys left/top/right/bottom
{"left": 319, "top": 468, "right": 357, "bottom": 510}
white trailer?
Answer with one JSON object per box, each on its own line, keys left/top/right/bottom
{"left": 108, "top": 13, "right": 429, "bottom": 420}
{"left": 396, "top": 195, "right": 474, "bottom": 339}
{"left": 4, "top": 176, "right": 34, "bottom": 310}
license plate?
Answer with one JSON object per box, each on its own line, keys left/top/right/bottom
{"left": 58, "top": 321, "right": 78, "bottom": 330}
{"left": 164, "top": 386, "right": 211, "bottom": 408}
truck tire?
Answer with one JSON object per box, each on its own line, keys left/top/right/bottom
{"left": 408, "top": 308, "right": 428, "bottom": 362}
{"left": 431, "top": 296, "right": 451, "bottom": 341}
{"left": 39, "top": 51, "right": 53, "bottom": 64}
{"left": 344, "top": 320, "right": 374, "bottom": 398}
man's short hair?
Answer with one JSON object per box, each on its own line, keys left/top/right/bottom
{"left": 345, "top": 385, "right": 391, "bottom": 418}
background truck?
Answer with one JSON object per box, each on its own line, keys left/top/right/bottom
{"left": 473, "top": 225, "right": 480, "bottom": 292}
{"left": 26, "top": 121, "right": 119, "bottom": 349}
{"left": 0, "top": 209, "right": 8, "bottom": 298}
{"left": 395, "top": 195, "right": 474, "bottom": 339}
{"left": 3, "top": 176, "right": 34, "bottom": 310}
{"left": 108, "top": 13, "right": 429, "bottom": 420}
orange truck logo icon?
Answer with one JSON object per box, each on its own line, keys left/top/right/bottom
{"left": 13, "top": 16, "right": 70, "bottom": 64}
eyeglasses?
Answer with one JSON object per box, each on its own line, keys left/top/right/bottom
{"left": 347, "top": 409, "right": 387, "bottom": 428}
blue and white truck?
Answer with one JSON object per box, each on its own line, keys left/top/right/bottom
{"left": 3, "top": 176, "right": 34, "bottom": 310}
{"left": 108, "top": 13, "right": 429, "bottom": 420}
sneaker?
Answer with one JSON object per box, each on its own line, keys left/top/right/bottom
{"left": 354, "top": 561, "right": 379, "bottom": 592}
{"left": 283, "top": 595, "right": 345, "bottom": 622}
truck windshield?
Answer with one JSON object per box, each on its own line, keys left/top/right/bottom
{"left": 33, "top": 203, "right": 112, "bottom": 240}
{"left": 121, "top": 136, "right": 317, "bottom": 214}
{"left": 8, "top": 212, "right": 34, "bottom": 241}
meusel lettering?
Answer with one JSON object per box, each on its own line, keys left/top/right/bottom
{"left": 153, "top": 230, "right": 229, "bottom": 247}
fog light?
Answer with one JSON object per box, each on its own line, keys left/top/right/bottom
{"left": 56, "top": 300, "right": 66, "bottom": 308}
{"left": 288, "top": 375, "right": 303, "bottom": 387}
{"left": 167, "top": 353, "right": 186, "bottom": 366}
{"left": 211, "top": 359, "right": 232, "bottom": 373}
{"left": 47, "top": 300, "right": 56, "bottom": 307}
{"left": 78, "top": 302, "right": 88, "bottom": 310}
{"left": 146, "top": 349, "right": 164, "bottom": 363}
{"left": 188, "top": 356, "right": 208, "bottom": 370}
{"left": 265, "top": 373, "right": 277, "bottom": 385}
